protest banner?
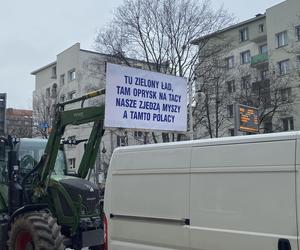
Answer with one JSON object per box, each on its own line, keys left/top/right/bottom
{"left": 104, "top": 63, "right": 187, "bottom": 132}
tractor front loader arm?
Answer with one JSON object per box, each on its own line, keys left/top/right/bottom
{"left": 37, "top": 89, "right": 106, "bottom": 193}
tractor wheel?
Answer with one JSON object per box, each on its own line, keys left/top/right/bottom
{"left": 7, "top": 211, "right": 65, "bottom": 250}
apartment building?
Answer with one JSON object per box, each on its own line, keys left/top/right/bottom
{"left": 192, "top": 0, "right": 300, "bottom": 138}
{"left": 31, "top": 43, "right": 170, "bottom": 176}
{"left": 6, "top": 108, "right": 33, "bottom": 138}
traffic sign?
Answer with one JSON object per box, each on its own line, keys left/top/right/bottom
{"left": 38, "top": 122, "right": 49, "bottom": 129}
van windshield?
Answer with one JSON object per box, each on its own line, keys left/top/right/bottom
{"left": 16, "top": 139, "right": 66, "bottom": 176}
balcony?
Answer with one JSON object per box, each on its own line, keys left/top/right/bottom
{"left": 250, "top": 34, "right": 267, "bottom": 44}
{"left": 251, "top": 53, "right": 268, "bottom": 67}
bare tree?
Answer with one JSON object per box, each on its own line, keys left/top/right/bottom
{"left": 7, "top": 126, "right": 32, "bottom": 138}
{"left": 32, "top": 92, "right": 57, "bottom": 139}
{"left": 193, "top": 47, "right": 298, "bottom": 138}
{"left": 236, "top": 65, "right": 296, "bottom": 133}
{"left": 95, "top": 0, "right": 234, "bottom": 141}
{"left": 192, "top": 38, "right": 235, "bottom": 138}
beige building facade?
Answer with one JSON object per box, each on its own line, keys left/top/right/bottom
{"left": 31, "top": 43, "right": 173, "bottom": 179}
{"left": 192, "top": 0, "right": 300, "bottom": 138}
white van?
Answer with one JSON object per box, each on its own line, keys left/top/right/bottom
{"left": 104, "top": 132, "right": 300, "bottom": 250}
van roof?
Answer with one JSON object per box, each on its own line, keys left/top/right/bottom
{"left": 115, "top": 131, "right": 300, "bottom": 153}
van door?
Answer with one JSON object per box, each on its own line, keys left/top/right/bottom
{"left": 296, "top": 137, "right": 300, "bottom": 250}
{"left": 108, "top": 146, "right": 190, "bottom": 250}
{"left": 190, "top": 140, "right": 298, "bottom": 250}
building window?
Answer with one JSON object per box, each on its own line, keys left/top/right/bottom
{"left": 259, "top": 44, "right": 268, "bottom": 54}
{"left": 282, "top": 117, "right": 294, "bottom": 131}
{"left": 281, "top": 87, "right": 292, "bottom": 103}
{"left": 228, "top": 128, "right": 234, "bottom": 136}
{"left": 225, "top": 56, "right": 234, "bottom": 69}
{"left": 60, "top": 95, "right": 65, "bottom": 103}
{"left": 0, "top": 95, "right": 5, "bottom": 103}
{"left": 259, "top": 24, "right": 264, "bottom": 33}
{"left": 278, "top": 59, "right": 289, "bottom": 75}
{"left": 162, "top": 133, "right": 170, "bottom": 142}
{"left": 134, "top": 131, "right": 143, "bottom": 140}
{"left": 227, "top": 80, "right": 236, "bottom": 93}
{"left": 68, "top": 158, "right": 76, "bottom": 169}
{"left": 296, "top": 26, "right": 300, "bottom": 41}
{"left": 241, "top": 75, "right": 251, "bottom": 89}
{"left": 260, "top": 70, "right": 269, "bottom": 80}
{"left": 264, "top": 121, "right": 272, "bottom": 133}
{"left": 51, "top": 66, "right": 57, "bottom": 79}
{"left": 51, "top": 83, "right": 57, "bottom": 98}
{"left": 60, "top": 74, "right": 65, "bottom": 86}
{"left": 67, "top": 91, "right": 76, "bottom": 100}
{"left": 276, "top": 31, "right": 288, "bottom": 48}
{"left": 227, "top": 104, "right": 234, "bottom": 118}
{"left": 239, "top": 27, "right": 249, "bottom": 42}
{"left": 117, "top": 135, "right": 126, "bottom": 147}
{"left": 240, "top": 50, "right": 251, "bottom": 64}
{"left": 68, "top": 69, "right": 76, "bottom": 81}
{"left": 252, "top": 81, "right": 271, "bottom": 108}
{"left": 46, "top": 88, "right": 50, "bottom": 98}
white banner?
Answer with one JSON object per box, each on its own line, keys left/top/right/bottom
{"left": 104, "top": 63, "right": 187, "bottom": 132}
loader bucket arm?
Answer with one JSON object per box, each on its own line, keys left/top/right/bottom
{"left": 38, "top": 89, "right": 105, "bottom": 189}
{"left": 77, "top": 119, "right": 104, "bottom": 179}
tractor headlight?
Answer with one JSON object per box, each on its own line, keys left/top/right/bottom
{"left": 81, "top": 206, "right": 87, "bottom": 216}
{"left": 94, "top": 201, "right": 102, "bottom": 215}
{"left": 95, "top": 207, "right": 100, "bottom": 215}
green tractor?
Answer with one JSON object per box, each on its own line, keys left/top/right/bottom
{"left": 0, "top": 89, "right": 106, "bottom": 249}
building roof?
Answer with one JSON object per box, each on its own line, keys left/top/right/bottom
{"left": 6, "top": 108, "right": 33, "bottom": 116}
{"left": 31, "top": 61, "right": 57, "bottom": 75}
{"left": 191, "top": 14, "right": 266, "bottom": 45}
{"left": 80, "top": 49, "right": 166, "bottom": 67}
{"left": 31, "top": 43, "right": 166, "bottom": 75}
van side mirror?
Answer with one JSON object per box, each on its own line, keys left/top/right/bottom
{"left": 278, "top": 238, "right": 291, "bottom": 250}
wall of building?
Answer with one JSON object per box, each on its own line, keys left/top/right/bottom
{"left": 195, "top": 16, "right": 269, "bottom": 138}
{"left": 34, "top": 63, "right": 57, "bottom": 90}
{"left": 6, "top": 108, "right": 33, "bottom": 138}
{"left": 32, "top": 43, "right": 175, "bottom": 178}
{"left": 0, "top": 94, "right": 6, "bottom": 136}
{"left": 266, "top": 0, "right": 300, "bottom": 129}
{"left": 56, "top": 43, "right": 81, "bottom": 103}
{"left": 194, "top": 0, "right": 300, "bottom": 139}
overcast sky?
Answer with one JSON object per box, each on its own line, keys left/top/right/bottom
{"left": 1, "top": 0, "right": 284, "bottom": 109}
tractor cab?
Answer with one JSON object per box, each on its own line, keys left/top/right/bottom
{"left": 0, "top": 138, "right": 67, "bottom": 212}
{"left": 15, "top": 138, "right": 66, "bottom": 177}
